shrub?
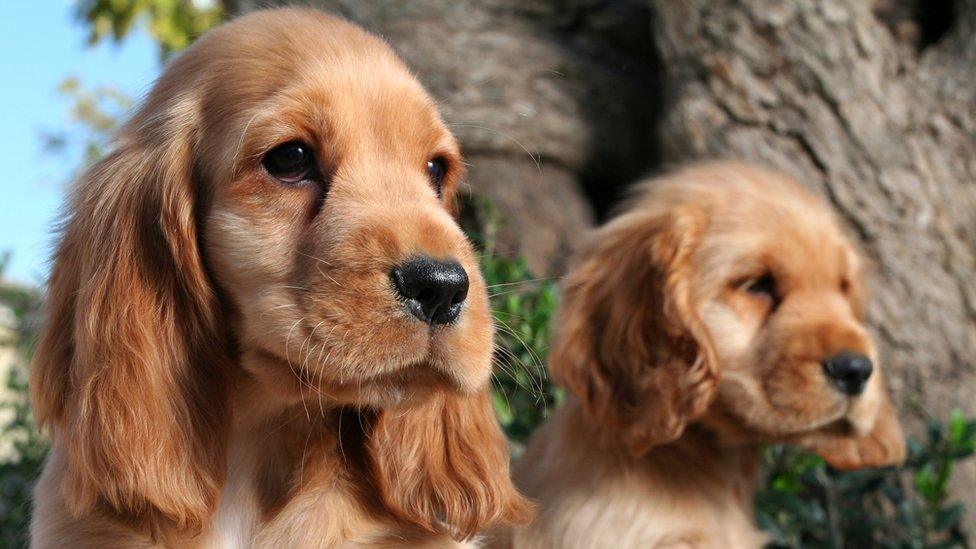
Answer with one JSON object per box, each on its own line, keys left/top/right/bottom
{"left": 464, "top": 199, "right": 561, "bottom": 446}
{"left": 758, "top": 412, "right": 974, "bottom": 548}
{"left": 0, "top": 267, "right": 47, "bottom": 548}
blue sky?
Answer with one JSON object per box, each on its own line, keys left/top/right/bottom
{"left": 0, "top": 1, "right": 160, "bottom": 285}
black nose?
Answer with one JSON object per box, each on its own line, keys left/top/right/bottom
{"left": 390, "top": 257, "right": 469, "bottom": 325}
{"left": 822, "top": 351, "right": 873, "bottom": 396}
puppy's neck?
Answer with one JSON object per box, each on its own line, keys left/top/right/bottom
{"left": 566, "top": 399, "right": 763, "bottom": 498}
{"left": 514, "top": 398, "right": 767, "bottom": 547}
{"left": 643, "top": 422, "right": 763, "bottom": 506}
{"left": 212, "top": 370, "right": 385, "bottom": 542}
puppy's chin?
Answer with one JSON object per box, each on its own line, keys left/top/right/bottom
{"left": 322, "top": 360, "right": 491, "bottom": 409}
{"left": 243, "top": 348, "right": 488, "bottom": 410}
{"left": 320, "top": 366, "right": 447, "bottom": 408}
{"left": 771, "top": 371, "right": 885, "bottom": 440}
{"left": 714, "top": 369, "right": 847, "bottom": 440}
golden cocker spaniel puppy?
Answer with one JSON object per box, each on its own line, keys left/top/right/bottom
{"left": 503, "top": 162, "right": 906, "bottom": 548}
{"left": 30, "top": 9, "right": 529, "bottom": 547}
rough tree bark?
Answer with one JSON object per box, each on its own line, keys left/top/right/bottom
{"left": 234, "top": 0, "right": 976, "bottom": 521}
{"left": 649, "top": 0, "right": 976, "bottom": 515}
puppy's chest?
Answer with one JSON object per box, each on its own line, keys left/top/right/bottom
{"left": 530, "top": 479, "right": 765, "bottom": 549}
{"left": 205, "top": 465, "right": 260, "bottom": 548}
{"left": 203, "top": 456, "right": 468, "bottom": 548}
{"left": 203, "top": 453, "right": 362, "bottom": 547}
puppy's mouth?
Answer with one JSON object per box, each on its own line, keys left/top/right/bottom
{"left": 762, "top": 392, "right": 871, "bottom": 439}
{"left": 796, "top": 412, "right": 878, "bottom": 447}
{"left": 331, "top": 360, "right": 459, "bottom": 394}
{"left": 252, "top": 345, "right": 465, "bottom": 406}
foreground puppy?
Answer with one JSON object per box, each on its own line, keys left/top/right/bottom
{"left": 30, "top": 9, "right": 529, "bottom": 547}
{"left": 504, "top": 162, "right": 905, "bottom": 548}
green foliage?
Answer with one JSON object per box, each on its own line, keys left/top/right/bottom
{"left": 758, "top": 413, "right": 974, "bottom": 548}
{"left": 468, "top": 199, "right": 561, "bottom": 445}
{"left": 44, "top": 1, "right": 225, "bottom": 177}
{"left": 0, "top": 260, "right": 48, "bottom": 548}
{"left": 76, "top": 0, "right": 224, "bottom": 60}
{"left": 41, "top": 76, "right": 133, "bottom": 172}
{"left": 0, "top": 369, "right": 49, "bottom": 549}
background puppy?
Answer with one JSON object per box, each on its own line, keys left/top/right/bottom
{"left": 29, "top": 9, "right": 529, "bottom": 547}
{"left": 504, "top": 161, "right": 905, "bottom": 548}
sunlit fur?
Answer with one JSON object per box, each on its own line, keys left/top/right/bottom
{"left": 29, "top": 9, "right": 530, "bottom": 547}
{"left": 499, "top": 162, "right": 906, "bottom": 548}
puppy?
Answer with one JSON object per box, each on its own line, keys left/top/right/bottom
{"left": 502, "top": 161, "right": 905, "bottom": 548}
{"left": 29, "top": 9, "right": 529, "bottom": 547}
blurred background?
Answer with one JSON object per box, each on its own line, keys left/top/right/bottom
{"left": 1, "top": 1, "right": 974, "bottom": 547}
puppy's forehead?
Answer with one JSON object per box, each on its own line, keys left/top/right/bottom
{"left": 194, "top": 10, "right": 454, "bottom": 172}
{"left": 678, "top": 164, "right": 858, "bottom": 283}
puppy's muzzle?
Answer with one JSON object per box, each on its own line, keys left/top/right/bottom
{"left": 390, "top": 256, "right": 469, "bottom": 325}
{"left": 822, "top": 351, "right": 873, "bottom": 396}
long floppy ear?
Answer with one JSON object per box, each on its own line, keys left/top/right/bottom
{"left": 550, "top": 205, "right": 719, "bottom": 455}
{"left": 29, "top": 114, "right": 230, "bottom": 535}
{"left": 800, "top": 380, "right": 906, "bottom": 470}
{"left": 365, "top": 389, "right": 533, "bottom": 540}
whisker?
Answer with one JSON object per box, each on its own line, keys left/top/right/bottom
{"left": 492, "top": 342, "right": 544, "bottom": 396}
{"left": 490, "top": 371, "right": 515, "bottom": 415}
{"left": 298, "top": 428, "right": 313, "bottom": 493}
{"left": 337, "top": 407, "right": 347, "bottom": 463}
{"left": 298, "top": 251, "right": 335, "bottom": 267}
{"left": 284, "top": 318, "right": 311, "bottom": 420}
{"left": 448, "top": 123, "right": 541, "bottom": 173}
{"left": 233, "top": 111, "right": 262, "bottom": 166}
{"left": 490, "top": 287, "right": 545, "bottom": 299}
{"left": 486, "top": 276, "right": 556, "bottom": 289}
{"left": 494, "top": 321, "right": 549, "bottom": 397}
{"left": 490, "top": 309, "right": 529, "bottom": 320}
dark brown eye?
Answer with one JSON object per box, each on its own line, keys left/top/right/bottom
{"left": 263, "top": 141, "right": 314, "bottom": 183}
{"left": 745, "top": 273, "right": 777, "bottom": 299}
{"left": 427, "top": 157, "right": 447, "bottom": 195}
{"left": 840, "top": 277, "right": 852, "bottom": 294}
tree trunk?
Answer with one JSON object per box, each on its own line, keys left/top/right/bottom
{"left": 648, "top": 0, "right": 976, "bottom": 518}
{"left": 234, "top": 0, "right": 976, "bottom": 523}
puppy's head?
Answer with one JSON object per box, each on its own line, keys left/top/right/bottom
{"left": 31, "top": 9, "right": 527, "bottom": 538}
{"left": 193, "top": 11, "right": 491, "bottom": 406}
{"left": 552, "top": 162, "right": 904, "bottom": 468}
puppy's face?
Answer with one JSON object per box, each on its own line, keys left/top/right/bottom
{"left": 553, "top": 163, "right": 902, "bottom": 464}
{"left": 694, "top": 174, "right": 880, "bottom": 438}
{"left": 197, "top": 13, "right": 491, "bottom": 407}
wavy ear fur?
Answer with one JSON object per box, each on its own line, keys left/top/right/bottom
{"left": 365, "top": 389, "right": 533, "bottom": 540}
{"left": 29, "top": 113, "right": 230, "bottom": 535}
{"left": 550, "top": 205, "right": 718, "bottom": 455}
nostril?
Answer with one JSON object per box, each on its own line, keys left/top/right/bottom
{"left": 450, "top": 286, "right": 468, "bottom": 306}
{"left": 822, "top": 351, "right": 873, "bottom": 396}
{"left": 390, "top": 256, "right": 469, "bottom": 325}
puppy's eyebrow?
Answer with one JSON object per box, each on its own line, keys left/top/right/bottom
{"left": 235, "top": 115, "right": 317, "bottom": 170}
{"left": 232, "top": 111, "right": 267, "bottom": 166}
{"left": 727, "top": 259, "right": 772, "bottom": 281}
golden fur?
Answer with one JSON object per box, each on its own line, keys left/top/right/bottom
{"left": 30, "top": 9, "right": 529, "bottom": 547}
{"left": 498, "top": 162, "right": 906, "bottom": 548}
